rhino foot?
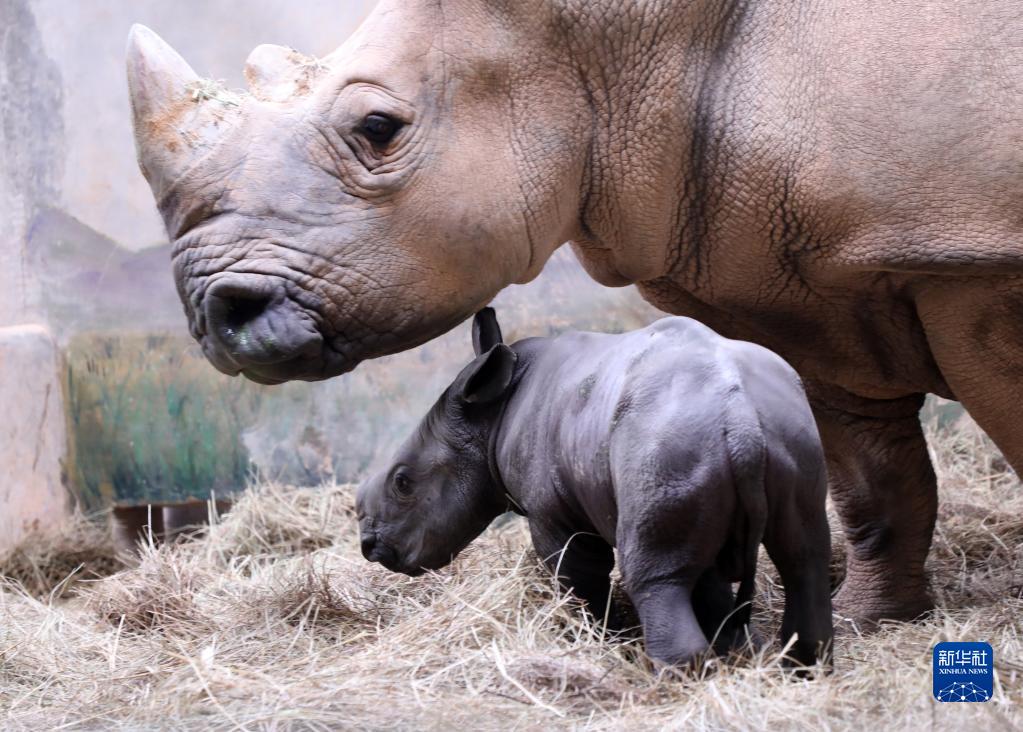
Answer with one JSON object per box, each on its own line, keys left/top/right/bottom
{"left": 832, "top": 572, "right": 934, "bottom": 631}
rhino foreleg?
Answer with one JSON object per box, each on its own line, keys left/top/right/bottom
{"left": 529, "top": 523, "right": 622, "bottom": 631}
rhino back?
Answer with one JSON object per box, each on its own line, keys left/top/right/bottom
{"left": 497, "top": 318, "right": 810, "bottom": 540}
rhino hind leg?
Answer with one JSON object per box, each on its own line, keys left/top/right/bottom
{"left": 622, "top": 576, "right": 710, "bottom": 668}
{"left": 618, "top": 537, "right": 723, "bottom": 668}
{"left": 915, "top": 281, "right": 1023, "bottom": 475}
{"left": 761, "top": 473, "right": 834, "bottom": 670}
{"left": 810, "top": 386, "right": 936, "bottom": 627}
{"left": 690, "top": 566, "right": 745, "bottom": 655}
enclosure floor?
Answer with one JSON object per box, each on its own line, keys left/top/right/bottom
{"left": 1, "top": 415, "right": 1020, "bottom": 730}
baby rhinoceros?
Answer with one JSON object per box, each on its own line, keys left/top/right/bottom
{"left": 357, "top": 309, "right": 833, "bottom": 669}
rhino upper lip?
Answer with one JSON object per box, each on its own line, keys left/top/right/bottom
{"left": 198, "top": 325, "right": 357, "bottom": 384}
{"left": 363, "top": 537, "right": 426, "bottom": 577}
{"left": 201, "top": 337, "right": 243, "bottom": 376}
{"left": 370, "top": 546, "right": 404, "bottom": 573}
{"left": 239, "top": 368, "right": 285, "bottom": 385}
{"left": 185, "top": 268, "right": 390, "bottom": 383}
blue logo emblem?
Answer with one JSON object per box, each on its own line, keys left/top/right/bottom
{"left": 933, "top": 642, "right": 993, "bottom": 702}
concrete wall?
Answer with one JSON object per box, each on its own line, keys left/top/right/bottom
{"left": 0, "top": 325, "right": 66, "bottom": 547}
{"left": 1, "top": 0, "right": 68, "bottom": 548}
{"left": 0, "top": 0, "right": 377, "bottom": 547}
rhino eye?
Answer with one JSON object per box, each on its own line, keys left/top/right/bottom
{"left": 393, "top": 471, "right": 414, "bottom": 496}
{"left": 360, "top": 113, "right": 402, "bottom": 146}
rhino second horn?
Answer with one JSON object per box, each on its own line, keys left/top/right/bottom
{"left": 245, "top": 44, "right": 324, "bottom": 102}
{"left": 126, "top": 24, "right": 242, "bottom": 201}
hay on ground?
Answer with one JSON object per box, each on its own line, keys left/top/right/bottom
{"left": 0, "top": 417, "right": 1021, "bottom": 730}
{"left": 0, "top": 511, "right": 122, "bottom": 598}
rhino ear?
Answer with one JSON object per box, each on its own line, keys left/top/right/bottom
{"left": 471, "top": 307, "right": 504, "bottom": 357}
{"left": 126, "top": 24, "right": 242, "bottom": 200}
{"left": 458, "top": 344, "right": 517, "bottom": 405}
{"left": 245, "top": 44, "right": 323, "bottom": 102}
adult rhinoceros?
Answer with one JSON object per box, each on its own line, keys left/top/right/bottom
{"left": 125, "top": 1, "right": 1023, "bottom": 626}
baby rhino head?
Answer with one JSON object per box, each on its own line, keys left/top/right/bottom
{"left": 356, "top": 309, "right": 516, "bottom": 576}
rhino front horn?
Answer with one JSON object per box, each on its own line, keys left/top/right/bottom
{"left": 126, "top": 24, "right": 243, "bottom": 201}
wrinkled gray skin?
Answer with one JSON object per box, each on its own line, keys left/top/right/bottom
{"left": 357, "top": 310, "right": 833, "bottom": 668}
{"left": 127, "top": 1, "right": 1023, "bottom": 626}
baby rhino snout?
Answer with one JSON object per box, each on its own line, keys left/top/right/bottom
{"left": 360, "top": 532, "right": 378, "bottom": 561}
{"left": 358, "top": 518, "right": 398, "bottom": 568}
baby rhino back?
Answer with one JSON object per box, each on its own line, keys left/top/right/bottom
{"left": 608, "top": 317, "right": 819, "bottom": 502}
{"left": 602, "top": 318, "right": 831, "bottom": 669}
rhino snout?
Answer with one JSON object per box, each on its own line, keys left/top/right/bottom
{"left": 360, "top": 531, "right": 411, "bottom": 573}
{"left": 201, "top": 274, "right": 325, "bottom": 383}
{"left": 359, "top": 517, "right": 398, "bottom": 565}
{"left": 360, "top": 531, "right": 380, "bottom": 561}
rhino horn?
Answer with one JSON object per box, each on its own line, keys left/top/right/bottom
{"left": 245, "top": 44, "right": 326, "bottom": 102}
{"left": 126, "top": 24, "right": 243, "bottom": 201}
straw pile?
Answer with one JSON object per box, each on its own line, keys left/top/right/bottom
{"left": 1, "top": 415, "right": 1020, "bottom": 730}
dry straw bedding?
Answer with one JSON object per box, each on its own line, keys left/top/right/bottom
{"left": 1, "top": 415, "right": 1021, "bottom": 730}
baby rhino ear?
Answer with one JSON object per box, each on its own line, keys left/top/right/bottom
{"left": 472, "top": 307, "right": 503, "bottom": 356}
{"left": 459, "top": 344, "right": 517, "bottom": 404}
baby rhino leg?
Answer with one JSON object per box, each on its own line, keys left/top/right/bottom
{"left": 529, "top": 522, "right": 621, "bottom": 630}
{"left": 617, "top": 483, "right": 734, "bottom": 668}
{"left": 692, "top": 566, "right": 745, "bottom": 654}
{"left": 625, "top": 578, "right": 709, "bottom": 667}
{"left": 763, "top": 462, "right": 834, "bottom": 669}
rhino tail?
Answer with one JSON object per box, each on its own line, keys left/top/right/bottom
{"left": 723, "top": 386, "right": 768, "bottom": 637}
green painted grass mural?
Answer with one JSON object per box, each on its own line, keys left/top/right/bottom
{"left": 61, "top": 330, "right": 477, "bottom": 509}
{"left": 65, "top": 333, "right": 262, "bottom": 508}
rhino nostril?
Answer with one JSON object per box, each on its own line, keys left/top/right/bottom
{"left": 205, "top": 280, "right": 273, "bottom": 335}
{"left": 199, "top": 275, "right": 324, "bottom": 374}
{"left": 361, "top": 534, "right": 377, "bottom": 560}
{"left": 223, "top": 294, "right": 270, "bottom": 329}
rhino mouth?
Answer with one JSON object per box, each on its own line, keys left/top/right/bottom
{"left": 365, "top": 541, "right": 426, "bottom": 577}
{"left": 193, "top": 273, "right": 362, "bottom": 383}
{"left": 240, "top": 348, "right": 353, "bottom": 385}
{"left": 200, "top": 332, "right": 352, "bottom": 384}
